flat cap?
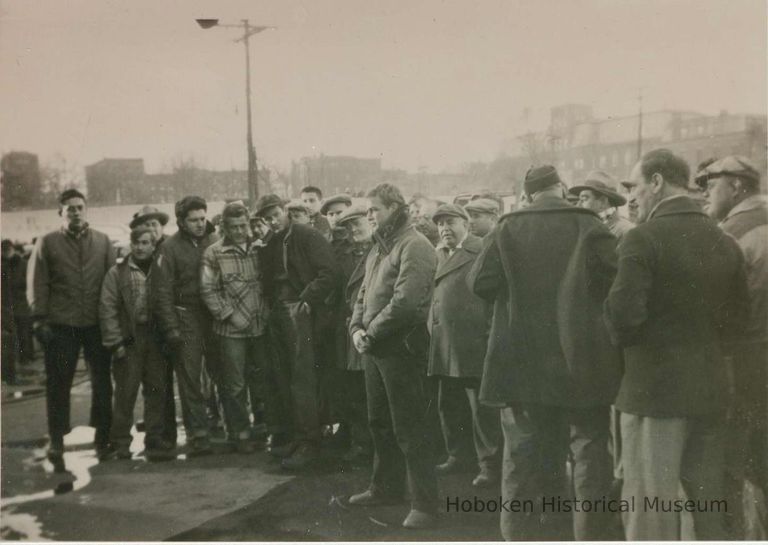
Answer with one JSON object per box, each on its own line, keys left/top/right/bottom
{"left": 254, "top": 193, "right": 285, "bottom": 217}
{"left": 464, "top": 198, "right": 500, "bottom": 215}
{"left": 432, "top": 203, "right": 468, "bottom": 223}
{"left": 524, "top": 165, "right": 563, "bottom": 194}
{"left": 130, "top": 205, "right": 169, "bottom": 229}
{"left": 286, "top": 199, "right": 310, "bottom": 213}
{"left": 696, "top": 155, "right": 761, "bottom": 189}
{"left": 320, "top": 194, "right": 353, "bottom": 215}
{"left": 568, "top": 170, "right": 627, "bottom": 207}
{"left": 336, "top": 204, "right": 367, "bottom": 226}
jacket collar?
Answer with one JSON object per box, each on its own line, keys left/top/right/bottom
{"left": 61, "top": 223, "right": 90, "bottom": 239}
{"left": 502, "top": 196, "right": 599, "bottom": 220}
{"left": 373, "top": 206, "right": 410, "bottom": 254}
{"left": 723, "top": 194, "right": 767, "bottom": 222}
{"left": 648, "top": 194, "right": 705, "bottom": 221}
{"left": 435, "top": 233, "right": 482, "bottom": 280}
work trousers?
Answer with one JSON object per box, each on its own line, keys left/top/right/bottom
{"left": 438, "top": 376, "right": 501, "bottom": 471}
{"left": 500, "top": 404, "right": 613, "bottom": 541}
{"left": 14, "top": 314, "right": 34, "bottom": 363}
{"left": 621, "top": 411, "right": 727, "bottom": 540}
{"left": 1, "top": 325, "right": 16, "bottom": 384}
{"left": 44, "top": 324, "right": 112, "bottom": 447}
{"left": 365, "top": 350, "right": 438, "bottom": 513}
{"left": 266, "top": 301, "right": 321, "bottom": 444}
{"left": 725, "top": 341, "right": 768, "bottom": 539}
{"left": 217, "top": 335, "right": 266, "bottom": 440}
{"left": 164, "top": 307, "right": 214, "bottom": 440}
{"left": 110, "top": 324, "right": 167, "bottom": 449}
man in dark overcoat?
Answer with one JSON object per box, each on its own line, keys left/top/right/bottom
{"left": 468, "top": 165, "right": 621, "bottom": 541}
{"left": 428, "top": 204, "right": 501, "bottom": 488}
{"left": 606, "top": 149, "right": 750, "bottom": 540}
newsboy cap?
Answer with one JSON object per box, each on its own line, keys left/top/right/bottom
{"left": 130, "top": 205, "right": 169, "bottom": 229}
{"left": 695, "top": 155, "right": 761, "bottom": 189}
{"left": 254, "top": 193, "right": 286, "bottom": 217}
{"left": 174, "top": 196, "right": 207, "bottom": 219}
{"left": 320, "top": 194, "right": 353, "bottom": 215}
{"left": 568, "top": 170, "right": 627, "bottom": 207}
{"left": 432, "top": 203, "right": 468, "bottom": 223}
{"left": 524, "top": 165, "right": 563, "bottom": 194}
{"left": 336, "top": 204, "right": 367, "bottom": 226}
{"left": 464, "top": 198, "right": 500, "bottom": 215}
{"left": 286, "top": 199, "right": 310, "bottom": 213}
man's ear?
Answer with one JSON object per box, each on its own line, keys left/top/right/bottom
{"left": 650, "top": 172, "right": 664, "bottom": 194}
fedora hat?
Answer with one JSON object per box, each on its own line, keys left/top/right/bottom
{"left": 130, "top": 205, "right": 170, "bottom": 229}
{"left": 569, "top": 170, "right": 627, "bottom": 207}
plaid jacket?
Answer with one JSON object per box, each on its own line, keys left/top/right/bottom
{"left": 200, "top": 238, "right": 267, "bottom": 338}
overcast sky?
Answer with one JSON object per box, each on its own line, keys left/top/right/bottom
{"left": 1, "top": 0, "right": 765, "bottom": 176}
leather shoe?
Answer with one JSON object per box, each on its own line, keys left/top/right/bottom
{"left": 435, "top": 455, "right": 473, "bottom": 475}
{"left": 146, "top": 448, "right": 177, "bottom": 462}
{"left": 402, "top": 509, "right": 437, "bottom": 529}
{"left": 348, "top": 489, "right": 403, "bottom": 506}
{"left": 281, "top": 443, "right": 319, "bottom": 471}
{"left": 270, "top": 441, "right": 298, "bottom": 459}
{"left": 187, "top": 437, "right": 213, "bottom": 457}
{"left": 472, "top": 466, "right": 499, "bottom": 487}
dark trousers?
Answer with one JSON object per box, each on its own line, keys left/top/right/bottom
{"left": 335, "top": 369, "right": 371, "bottom": 449}
{"left": 266, "top": 301, "right": 321, "bottom": 444}
{"left": 163, "top": 307, "right": 214, "bottom": 440}
{"left": 217, "top": 335, "right": 266, "bottom": 440}
{"left": 438, "top": 376, "right": 501, "bottom": 470}
{"left": 365, "top": 350, "right": 438, "bottom": 513}
{"left": 44, "top": 324, "right": 112, "bottom": 447}
{"left": 2, "top": 326, "right": 16, "bottom": 384}
{"left": 110, "top": 324, "right": 167, "bottom": 449}
{"left": 13, "top": 314, "right": 34, "bottom": 363}
{"left": 500, "top": 404, "right": 612, "bottom": 541}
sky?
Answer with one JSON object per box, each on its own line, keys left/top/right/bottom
{"left": 1, "top": 0, "right": 766, "bottom": 177}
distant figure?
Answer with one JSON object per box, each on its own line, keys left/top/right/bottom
{"left": 569, "top": 170, "right": 634, "bottom": 240}
{"left": 300, "top": 186, "right": 331, "bottom": 236}
{"left": 408, "top": 193, "right": 440, "bottom": 246}
{"left": 2, "top": 239, "right": 33, "bottom": 365}
{"left": 286, "top": 200, "right": 312, "bottom": 225}
{"left": 2, "top": 240, "right": 18, "bottom": 385}
{"left": 28, "top": 189, "right": 117, "bottom": 468}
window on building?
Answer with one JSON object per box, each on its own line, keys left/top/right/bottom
{"left": 599, "top": 155, "right": 607, "bottom": 167}
{"left": 575, "top": 158, "right": 584, "bottom": 169}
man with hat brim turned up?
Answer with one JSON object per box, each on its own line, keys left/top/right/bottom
{"left": 130, "top": 206, "right": 170, "bottom": 247}
{"left": 428, "top": 203, "right": 502, "bottom": 488}
{"left": 469, "top": 165, "right": 622, "bottom": 541}
{"left": 348, "top": 183, "right": 439, "bottom": 529}
{"left": 569, "top": 170, "right": 634, "bottom": 240}
{"left": 697, "top": 156, "right": 768, "bottom": 539}
{"left": 255, "top": 194, "right": 338, "bottom": 470}
{"left": 605, "top": 149, "right": 749, "bottom": 540}
{"left": 464, "top": 198, "right": 501, "bottom": 238}
{"left": 151, "top": 196, "right": 219, "bottom": 457}
{"left": 333, "top": 204, "right": 374, "bottom": 462}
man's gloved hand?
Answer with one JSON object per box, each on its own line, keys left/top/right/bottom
{"left": 33, "top": 322, "right": 54, "bottom": 346}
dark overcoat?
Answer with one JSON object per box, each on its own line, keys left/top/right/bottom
{"left": 343, "top": 250, "right": 370, "bottom": 371}
{"left": 468, "top": 196, "right": 621, "bottom": 408}
{"left": 427, "top": 234, "right": 489, "bottom": 378}
{"left": 604, "top": 195, "right": 749, "bottom": 417}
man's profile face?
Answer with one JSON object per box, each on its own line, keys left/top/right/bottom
{"left": 131, "top": 233, "right": 156, "bottom": 261}
{"left": 288, "top": 209, "right": 310, "bottom": 225}
{"left": 142, "top": 218, "right": 164, "bottom": 241}
{"left": 704, "top": 176, "right": 739, "bottom": 221}
{"left": 61, "top": 197, "right": 87, "bottom": 231}
{"left": 367, "top": 196, "right": 395, "bottom": 230}
{"left": 578, "top": 190, "right": 610, "bottom": 213}
{"left": 223, "top": 215, "right": 251, "bottom": 245}
{"left": 262, "top": 206, "right": 290, "bottom": 233}
{"left": 347, "top": 216, "right": 372, "bottom": 242}
{"left": 467, "top": 211, "right": 496, "bottom": 237}
{"left": 300, "top": 192, "right": 321, "bottom": 215}
{"left": 325, "top": 202, "right": 349, "bottom": 228}
{"left": 628, "top": 162, "right": 659, "bottom": 224}
{"left": 437, "top": 216, "right": 468, "bottom": 249}
{"left": 182, "top": 209, "right": 207, "bottom": 238}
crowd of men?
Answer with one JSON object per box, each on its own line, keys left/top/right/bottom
{"left": 3, "top": 147, "right": 765, "bottom": 539}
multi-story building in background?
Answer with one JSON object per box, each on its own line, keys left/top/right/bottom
{"left": 1, "top": 151, "right": 42, "bottom": 210}
{"left": 85, "top": 158, "right": 146, "bottom": 205}
{"left": 290, "top": 155, "right": 386, "bottom": 196}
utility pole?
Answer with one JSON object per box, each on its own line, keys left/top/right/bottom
{"left": 637, "top": 88, "right": 644, "bottom": 161}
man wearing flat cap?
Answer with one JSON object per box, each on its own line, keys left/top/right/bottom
{"left": 699, "top": 155, "right": 768, "bottom": 538}
{"left": 569, "top": 170, "right": 634, "bottom": 240}
{"left": 464, "top": 198, "right": 500, "bottom": 237}
{"left": 151, "top": 195, "right": 219, "bottom": 457}
{"left": 332, "top": 205, "right": 374, "bottom": 461}
{"left": 130, "top": 205, "right": 170, "bottom": 248}
{"left": 428, "top": 204, "right": 501, "bottom": 488}
{"left": 469, "top": 165, "right": 621, "bottom": 540}
{"left": 255, "top": 193, "right": 338, "bottom": 470}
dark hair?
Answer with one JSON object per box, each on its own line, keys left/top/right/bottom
{"left": 300, "top": 186, "right": 323, "bottom": 199}
{"left": 222, "top": 202, "right": 250, "bottom": 223}
{"left": 59, "top": 188, "right": 86, "bottom": 204}
{"left": 640, "top": 149, "right": 690, "bottom": 188}
{"left": 367, "top": 183, "right": 406, "bottom": 208}
{"left": 1, "top": 239, "right": 13, "bottom": 251}
{"left": 130, "top": 225, "right": 156, "bottom": 244}
{"left": 175, "top": 195, "right": 207, "bottom": 220}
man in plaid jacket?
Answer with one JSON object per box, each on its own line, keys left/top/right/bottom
{"left": 200, "top": 202, "right": 269, "bottom": 453}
